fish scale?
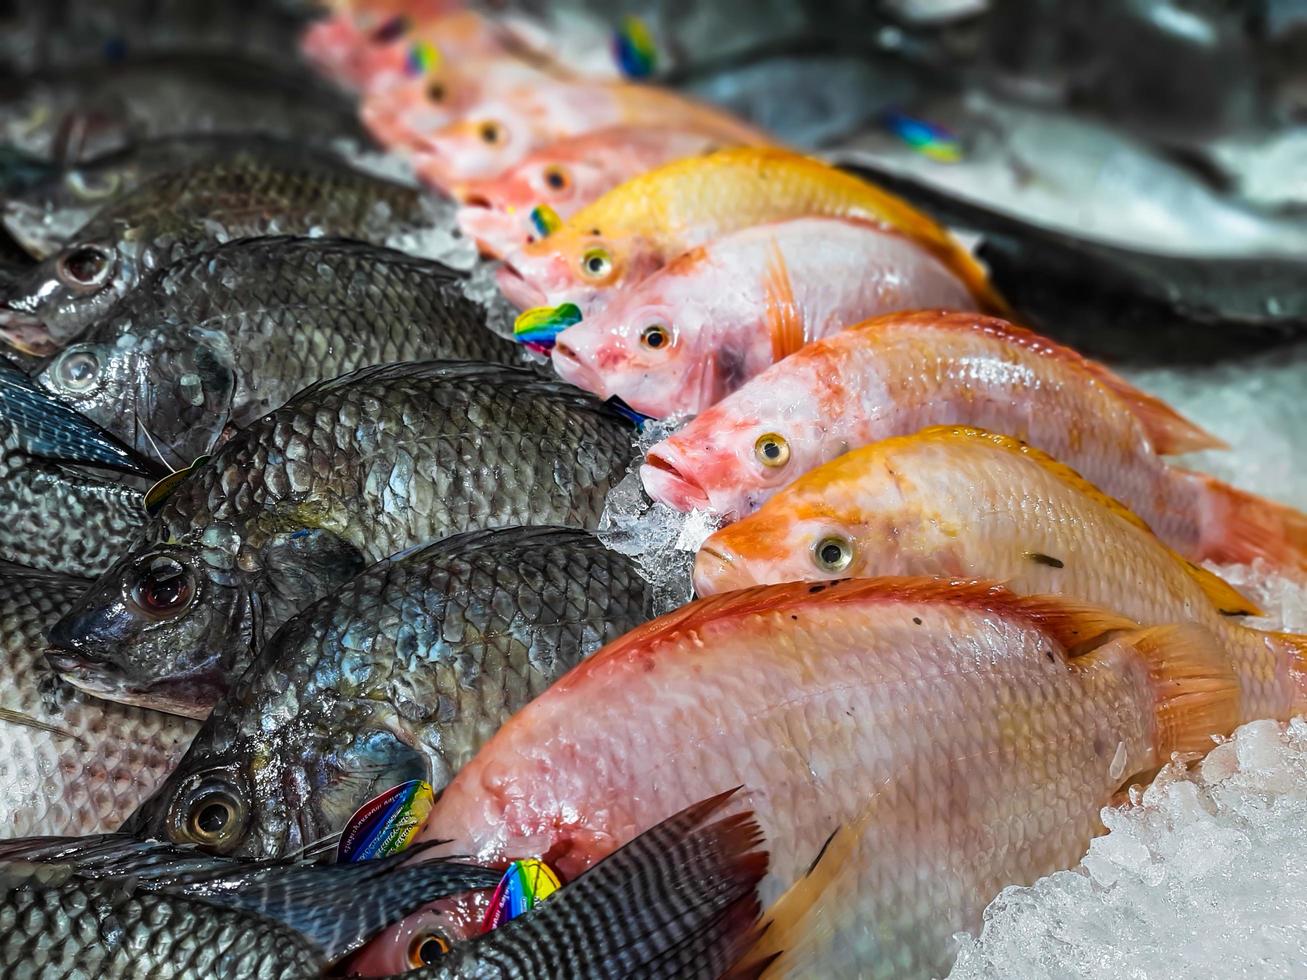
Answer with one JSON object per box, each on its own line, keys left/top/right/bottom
{"left": 124, "top": 527, "right": 654, "bottom": 860}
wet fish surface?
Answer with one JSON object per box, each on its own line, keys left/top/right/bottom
{"left": 46, "top": 363, "right": 637, "bottom": 718}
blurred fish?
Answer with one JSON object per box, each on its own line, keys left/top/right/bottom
{"left": 352, "top": 577, "right": 1238, "bottom": 977}
{"left": 45, "top": 362, "right": 636, "bottom": 718}
{"left": 407, "top": 79, "right": 770, "bottom": 192}
{"left": 695, "top": 425, "right": 1307, "bottom": 724}
{"left": 0, "top": 561, "right": 194, "bottom": 837}
{"left": 0, "top": 52, "right": 366, "bottom": 163}
{"left": 0, "top": 145, "right": 57, "bottom": 198}
{"left": 547, "top": 217, "right": 979, "bottom": 417}
{"left": 34, "top": 236, "right": 519, "bottom": 468}
{"left": 367, "top": 791, "right": 768, "bottom": 978}
{"left": 498, "top": 147, "right": 1003, "bottom": 319}
{"left": 0, "top": 836, "right": 497, "bottom": 977}
{"left": 0, "top": 146, "right": 441, "bottom": 353}
{"left": 456, "top": 125, "right": 739, "bottom": 258}
{"left": 642, "top": 312, "right": 1307, "bottom": 574}
{"left": 124, "top": 526, "right": 654, "bottom": 857}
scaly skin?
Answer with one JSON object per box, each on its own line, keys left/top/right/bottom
{"left": 36, "top": 236, "right": 520, "bottom": 467}
{"left": 0, "top": 563, "right": 195, "bottom": 837}
{"left": 0, "top": 146, "right": 441, "bottom": 348}
{"left": 353, "top": 578, "right": 1234, "bottom": 978}
{"left": 46, "top": 363, "right": 636, "bottom": 718}
{"left": 124, "top": 526, "right": 654, "bottom": 858}
{"left": 694, "top": 426, "right": 1307, "bottom": 723}
{"left": 550, "top": 217, "right": 978, "bottom": 417}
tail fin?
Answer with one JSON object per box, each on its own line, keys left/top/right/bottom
{"left": 450, "top": 788, "right": 769, "bottom": 980}
{"left": 1187, "top": 469, "right": 1307, "bottom": 575}
{"left": 1126, "top": 624, "right": 1240, "bottom": 758}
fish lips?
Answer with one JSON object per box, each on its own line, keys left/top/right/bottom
{"left": 45, "top": 647, "right": 219, "bottom": 720}
{"left": 455, "top": 204, "right": 522, "bottom": 260}
{"left": 0, "top": 305, "right": 55, "bottom": 356}
{"left": 640, "top": 448, "right": 713, "bottom": 513}
{"left": 495, "top": 260, "right": 548, "bottom": 310}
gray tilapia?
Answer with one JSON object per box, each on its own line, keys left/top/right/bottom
{"left": 0, "top": 837, "right": 498, "bottom": 978}
{"left": 123, "top": 526, "right": 654, "bottom": 858}
{"left": 0, "top": 561, "right": 195, "bottom": 837}
{"left": 0, "top": 146, "right": 447, "bottom": 352}
{"left": 46, "top": 362, "right": 636, "bottom": 718}
{"left": 35, "top": 236, "right": 521, "bottom": 467}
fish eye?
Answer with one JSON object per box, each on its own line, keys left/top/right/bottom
{"left": 640, "top": 323, "right": 670, "bottom": 350}
{"left": 479, "top": 121, "right": 503, "bottom": 145}
{"left": 55, "top": 244, "right": 113, "bottom": 291}
{"left": 53, "top": 348, "right": 100, "bottom": 393}
{"left": 65, "top": 169, "right": 120, "bottom": 201}
{"left": 426, "top": 80, "right": 445, "bottom": 102}
{"left": 127, "top": 554, "right": 196, "bottom": 618}
{"left": 542, "top": 165, "right": 569, "bottom": 191}
{"left": 407, "top": 931, "right": 452, "bottom": 967}
{"left": 579, "top": 246, "right": 612, "bottom": 281}
{"left": 813, "top": 535, "right": 853, "bottom": 572}
{"left": 753, "top": 433, "right": 790, "bottom": 468}
{"left": 172, "top": 776, "right": 249, "bottom": 851}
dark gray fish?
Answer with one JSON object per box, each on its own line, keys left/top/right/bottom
{"left": 354, "top": 790, "right": 769, "bottom": 980}
{"left": 123, "top": 526, "right": 654, "bottom": 858}
{"left": 0, "top": 839, "right": 496, "bottom": 978}
{"left": 35, "top": 236, "right": 520, "bottom": 468}
{"left": 0, "top": 835, "right": 498, "bottom": 964}
{"left": 46, "top": 363, "right": 636, "bottom": 719}
{"left": 0, "top": 52, "right": 365, "bottom": 162}
{"left": 0, "top": 561, "right": 195, "bottom": 837}
{"left": 0, "top": 144, "right": 445, "bottom": 352}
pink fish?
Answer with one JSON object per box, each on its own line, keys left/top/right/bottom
{"left": 299, "top": 1, "right": 466, "bottom": 90}
{"left": 455, "top": 126, "right": 739, "bottom": 258}
{"left": 347, "top": 577, "right": 1237, "bottom": 977}
{"left": 641, "top": 311, "right": 1307, "bottom": 575}
{"left": 547, "top": 217, "right": 981, "bottom": 418}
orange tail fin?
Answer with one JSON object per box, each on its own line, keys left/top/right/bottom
{"left": 1187, "top": 469, "right": 1307, "bottom": 575}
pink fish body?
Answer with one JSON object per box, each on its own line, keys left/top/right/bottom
{"left": 549, "top": 217, "right": 979, "bottom": 418}
{"left": 299, "top": 2, "right": 468, "bottom": 90}
{"left": 349, "top": 577, "right": 1236, "bottom": 978}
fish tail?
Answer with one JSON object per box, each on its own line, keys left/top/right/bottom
{"left": 1186, "top": 469, "right": 1307, "bottom": 575}
{"left": 471, "top": 788, "right": 769, "bottom": 979}
{"left": 1125, "top": 623, "right": 1240, "bottom": 759}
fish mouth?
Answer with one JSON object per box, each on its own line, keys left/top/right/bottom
{"left": 691, "top": 544, "right": 745, "bottom": 596}
{"left": 549, "top": 340, "right": 608, "bottom": 397}
{"left": 495, "top": 261, "right": 548, "bottom": 310}
{"left": 455, "top": 204, "right": 520, "bottom": 260}
{"left": 640, "top": 449, "right": 712, "bottom": 513}
{"left": 0, "top": 306, "right": 55, "bottom": 356}
{"left": 45, "top": 647, "right": 215, "bottom": 720}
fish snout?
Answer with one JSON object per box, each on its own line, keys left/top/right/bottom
{"left": 495, "top": 260, "right": 549, "bottom": 310}
{"left": 45, "top": 645, "right": 125, "bottom": 698}
{"left": 692, "top": 543, "right": 751, "bottom": 596}
{"left": 550, "top": 340, "right": 607, "bottom": 398}
{"left": 455, "top": 204, "right": 519, "bottom": 260}
{"left": 0, "top": 305, "right": 55, "bottom": 356}
{"left": 640, "top": 448, "right": 712, "bottom": 513}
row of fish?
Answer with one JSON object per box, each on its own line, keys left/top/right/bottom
{"left": 0, "top": 1, "right": 1303, "bottom": 978}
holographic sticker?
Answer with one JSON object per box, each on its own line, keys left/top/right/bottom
{"left": 513, "top": 302, "right": 583, "bottom": 353}
{"left": 529, "top": 203, "right": 563, "bottom": 239}
{"left": 481, "top": 858, "right": 562, "bottom": 932}
{"left": 613, "top": 15, "right": 657, "bottom": 78}
{"left": 336, "top": 779, "right": 435, "bottom": 863}
{"left": 406, "top": 40, "right": 441, "bottom": 77}
{"left": 881, "top": 110, "right": 963, "bottom": 163}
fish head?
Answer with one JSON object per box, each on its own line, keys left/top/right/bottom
{"left": 35, "top": 335, "right": 139, "bottom": 453}
{"left": 497, "top": 229, "right": 660, "bottom": 315}
{"left": 44, "top": 532, "right": 254, "bottom": 719}
{"left": 548, "top": 273, "right": 714, "bottom": 417}
{"left": 343, "top": 897, "right": 487, "bottom": 974}
{"left": 641, "top": 360, "right": 834, "bottom": 519}
{"left": 410, "top": 101, "right": 537, "bottom": 190}
{"left": 360, "top": 73, "right": 459, "bottom": 152}
{"left": 2, "top": 162, "right": 123, "bottom": 259}
{"left": 0, "top": 238, "right": 130, "bottom": 354}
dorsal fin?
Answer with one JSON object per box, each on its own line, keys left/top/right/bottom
{"left": 854, "top": 312, "right": 1226, "bottom": 454}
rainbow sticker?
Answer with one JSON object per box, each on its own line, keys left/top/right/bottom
{"left": 529, "top": 204, "right": 562, "bottom": 239}
{"left": 405, "top": 40, "right": 441, "bottom": 77}
{"left": 481, "top": 859, "right": 561, "bottom": 932}
{"left": 513, "top": 302, "right": 582, "bottom": 353}
{"left": 613, "top": 15, "right": 657, "bottom": 79}
{"left": 881, "top": 111, "right": 962, "bottom": 163}
{"left": 336, "top": 779, "right": 434, "bottom": 863}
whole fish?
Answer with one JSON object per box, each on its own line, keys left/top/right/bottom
{"left": 641, "top": 312, "right": 1307, "bottom": 573}
{"left": 3, "top": 134, "right": 348, "bottom": 260}
{"left": 34, "top": 236, "right": 520, "bottom": 468}
{"left": 45, "top": 362, "right": 636, "bottom": 718}
{"left": 0, "top": 838, "right": 497, "bottom": 977}
{"left": 0, "top": 52, "right": 366, "bottom": 162}
{"left": 408, "top": 79, "right": 770, "bottom": 192}
{"left": 0, "top": 146, "right": 443, "bottom": 353}
{"left": 694, "top": 425, "right": 1307, "bottom": 724}
{"left": 0, "top": 561, "right": 195, "bottom": 837}
{"left": 547, "top": 217, "right": 980, "bottom": 418}
{"left": 456, "top": 125, "right": 742, "bottom": 259}
{"left": 496, "top": 147, "right": 1004, "bottom": 319}
{"left": 385, "top": 791, "right": 768, "bottom": 979}
{"left": 124, "top": 526, "right": 655, "bottom": 857}
{"left": 350, "top": 577, "right": 1239, "bottom": 978}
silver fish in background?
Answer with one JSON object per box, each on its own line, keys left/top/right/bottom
{"left": 35, "top": 236, "right": 521, "bottom": 468}
{"left": 46, "top": 363, "right": 637, "bottom": 719}
{"left": 124, "top": 526, "right": 655, "bottom": 858}
{"left": 0, "top": 145, "right": 444, "bottom": 353}
{"left": 0, "top": 837, "right": 498, "bottom": 978}
{"left": 0, "top": 561, "right": 195, "bottom": 837}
